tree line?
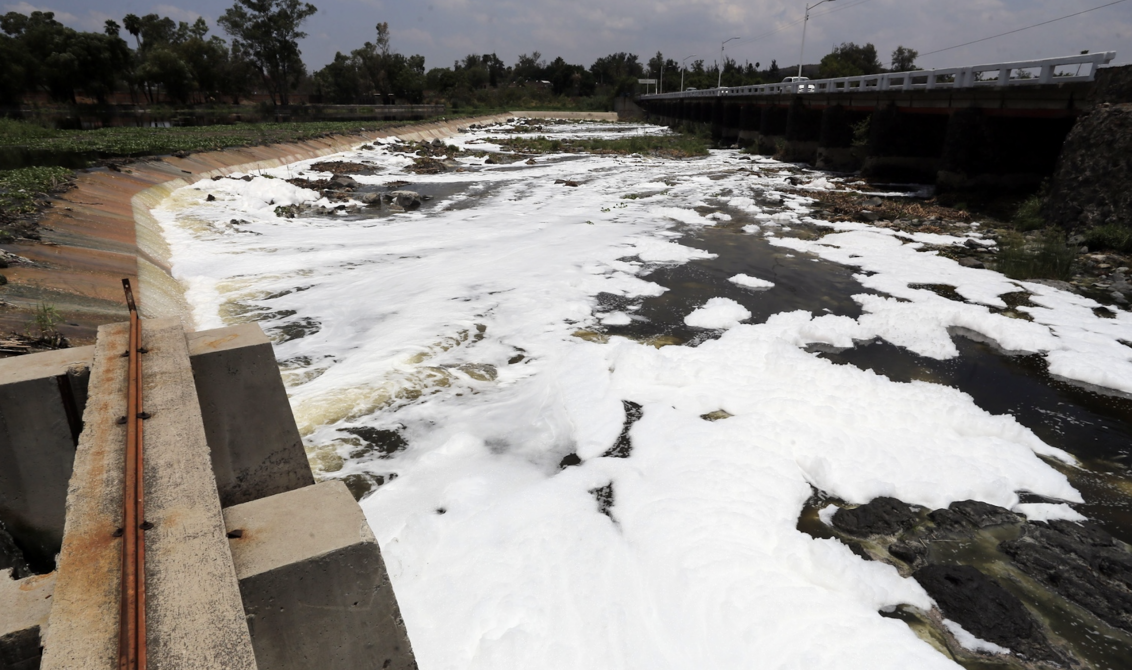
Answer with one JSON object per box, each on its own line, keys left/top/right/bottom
{"left": 0, "top": 0, "right": 919, "bottom": 108}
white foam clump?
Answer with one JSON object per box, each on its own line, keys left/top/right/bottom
{"left": 729, "top": 273, "right": 775, "bottom": 290}
{"left": 942, "top": 620, "right": 1011, "bottom": 655}
{"left": 684, "top": 297, "right": 751, "bottom": 329}
{"left": 600, "top": 311, "right": 632, "bottom": 326}
{"left": 1013, "top": 502, "right": 1087, "bottom": 523}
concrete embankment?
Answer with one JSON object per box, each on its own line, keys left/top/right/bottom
{"left": 0, "top": 111, "right": 617, "bottom": 339}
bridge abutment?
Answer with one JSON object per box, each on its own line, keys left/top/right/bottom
{"left": 816, "top": 105, "right": 867, "bottom": 172}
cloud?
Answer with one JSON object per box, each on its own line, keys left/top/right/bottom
{"left": 9, "top": 0, "right": 1128, "bottom": 70}
{"left": 3, "top": 2, "right": 78, "bottom": 23}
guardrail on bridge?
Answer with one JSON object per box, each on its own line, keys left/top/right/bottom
{"left": 642, "top": 51, "right": 1117, "bottom": 99}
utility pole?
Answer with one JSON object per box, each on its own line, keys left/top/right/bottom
{"left": 799, "top": 0, "right": 836, "bottom": 79}
{"left": 718, "top": 37, "right": 740, "bottom": 89}
{"left": 681, "top": 54, "right": 697, "bottom": 92}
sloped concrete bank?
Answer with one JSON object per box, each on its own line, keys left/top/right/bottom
{"left": 0, "top": 111, "right": 617, "bottom": 337}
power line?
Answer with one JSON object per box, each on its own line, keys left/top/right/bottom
{"left": 733, "top": 0, "right": 876, "bottom": 53}
{"left": 920, "top": 0, "right": 1129, "bottom": 57}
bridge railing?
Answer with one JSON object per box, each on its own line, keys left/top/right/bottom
{"left": 641, "top": 51, "right": 1116, "bottom": 100}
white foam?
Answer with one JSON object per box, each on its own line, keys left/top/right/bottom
{"left": 942, "top": 619, "right": 1011, "bottom": 655}
{"left": 684, "top": 297, "right": 752, "bottom": 329}
{"left": 729, "top": 274, "right": 775, "bottom": 290}
{"left": 1013, "top": 502, "right": 1087, "bottom": 523}
{"left": 154, "top": 121, "right": 1105, "bottom": 670}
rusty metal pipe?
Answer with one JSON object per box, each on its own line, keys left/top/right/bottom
{"left": 119, "top": 280, "right": 146, "bottom": 670}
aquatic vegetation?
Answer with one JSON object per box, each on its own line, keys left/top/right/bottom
{"left": 0, "top": 165, "right": 72, "bottom": 215}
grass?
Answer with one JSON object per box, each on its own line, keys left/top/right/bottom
{"left": 995, "top": 229, "right": 1076, "bottom": 281}
{"left": 0, "top": 117, "right": 450, "bottom": 159}
{"left": 1083, "top": 224, "right": 1132, "bottom": 254}
{"left": 494, "top": 133, "right": 709, "bottom": 158}
{"left": 0, "top": 166, "right": 72, "bottom": 215}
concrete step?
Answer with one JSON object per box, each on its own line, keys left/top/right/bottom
{"left": 41, "top": 318, "right": 257, "bottom": 669}
{"left": 0, "top": 571, "right": 55, "bottom": 669}
{"left": 223, "top": 481, "right": 417, "bottom": 670}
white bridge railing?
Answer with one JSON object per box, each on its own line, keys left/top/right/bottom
{"left": 641, "top": 51, "right": 1116, "bottom": 99}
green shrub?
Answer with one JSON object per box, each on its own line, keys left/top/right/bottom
{"left": 1083, "top": 224, "right": 1132, "bottom": 253}
{"left": 995, "top": 229, "right": 1075, "bottom": 280}
{"left": 0, "top": 118, "right": 58, "bottom": 143}
{"left": 1010, "top": 193, "right": 1045, "bottom": 232}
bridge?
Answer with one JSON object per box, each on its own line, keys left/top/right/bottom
{"left": 636, "top": 52, "right": 1119, "bottom": 187}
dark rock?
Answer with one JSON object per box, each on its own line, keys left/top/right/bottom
{"left": 914, "top": 564, "right": 1055, "bottom": 660}
{"left": 385, "top": 190, "right": 422, "bottom": 211}
{"left": 928, "top": 508, "right": 971, "bottom": 533}
{"left": 559, "top": 453, "right": 582, "bottom": 469}
{"left": 0, "top": 274, "right": 6, "bottom": 286}
{"left": 563, "top": 180, "right": 579, "bottom": 187}
{"left": 888, "top": 541, "right": 927, "bottom": 564}
{"left": 949, "top": 500, "right": 1020, "bottom": 528}
{"left": 957, "top": 257, "right": 985, "bottom": 269}
{"left": 360, "top": 192, "right": 382, "bottom": 206}
{"left": 206, "top": 194, "right": 216, "bottom": 201}
{"left": 329, "top": 174, "right": 358, "bottom": 189}
{"left": 1043, "top": 103, "right": 1132, "bottom": 232}
{"left": 0, "top": 259, "right": 8, "bottom": 269}
{"left": 832, "top": 497, "right": 917, "bottom": 536}
{"left": 1001, "top": 521, "right": 1132, "bottom": 633}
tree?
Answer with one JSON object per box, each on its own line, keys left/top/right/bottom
{"left": 218, "top": 0, "right": 317, "bottom": 106}
{"left": 819, "top": 42, "right": 882, "bottom": 78}
{"left": 123, "top": 13, "right": 142, "bottom": 48}
{"left": 891, "top": 46, "right": 918, "bottom": 72}
{"left": 767, "top": 59, "right": 780, "bottom": 81}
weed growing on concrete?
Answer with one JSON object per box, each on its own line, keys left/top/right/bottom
{"left": 996, "top": 229, "right": 1076, "bottom": 280}
{"left": 0, "top": 166, "right": 72, "bottom": 215}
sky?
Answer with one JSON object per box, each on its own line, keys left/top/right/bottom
{"left": 6, "top": 0, "right": 1130, "bottom": 73}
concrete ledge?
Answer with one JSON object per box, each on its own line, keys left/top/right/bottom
{"left": 0, "top": 347, "right": 93, "bottom": 571}
{"left": 187, "top": 324, "right": 314, "bottom": 507}
{"left": 224, "top": 481, "right": 416, "bottom": 670}
{"left": 0, "top": 572, "right": 55, "bottom": 670}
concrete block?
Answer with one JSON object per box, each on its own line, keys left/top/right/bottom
{"left": 0, "top": 572, "right": 55, "bottom": 670}
{"left": 0, "top": 346, "right": 94, "bottom": 572}
{"left": 42, "top": 319, "right": 257, "bottom": 670}
{"left": 224, "top": 481, "right": 416, "bottom": 670}
{"left": 187, "top": 324, "right": 314, "bottom": 507}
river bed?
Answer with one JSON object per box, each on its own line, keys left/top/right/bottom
{"left": 155, "top": 120, "right": 1132, "bottom": 670}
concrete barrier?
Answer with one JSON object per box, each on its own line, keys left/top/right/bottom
{"left": 42, "top": 319, "right": 256, "bottom": 670}
{"left": 0, "top": 347, "right": 93, "bottom": 572}
{"left": 224, "top": 481, "right": 416, "bottom": 670}
{"left": 187, "top": 324, "right": 314, "bottom": 508}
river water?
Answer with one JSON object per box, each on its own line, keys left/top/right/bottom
{"left": 156, "top": 120, "right": 1132, "bottom": 670}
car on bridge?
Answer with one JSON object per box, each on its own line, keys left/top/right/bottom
{"left": 782, "top": 76, "right": 816, "bottom": 92}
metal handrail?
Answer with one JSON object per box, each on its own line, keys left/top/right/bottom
{"left": 641, "top": 51, "right": 1116, "bottom": 99}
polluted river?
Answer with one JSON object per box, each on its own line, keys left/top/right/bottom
{"left": 155, "top": 119, "right": 1132, "bottom": 670}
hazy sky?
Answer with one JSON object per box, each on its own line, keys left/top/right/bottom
{"left": 7, "top": 0, "right": 1130, "bottom": 72}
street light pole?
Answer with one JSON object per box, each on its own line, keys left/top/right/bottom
{"left": 798, "top": 0, "right": 835, "bottom": 79}
{"left": 681, "top": 54, "right": 697, "bottom": 92}
{"left": 718, "top": 37, "right": 740, "bottom": 89}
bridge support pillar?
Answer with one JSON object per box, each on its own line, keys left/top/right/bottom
{"left": 720, "top": 101, "right": 741, "bottom": 145}
{"left": 711, "top": 99, "right": 724, "bottom": 143}
{"left": 782, "top": 97, "right": 823, "bottom": 163}
{"left": 862, "top": 103, "right": 949, "bottom": 182}
{"left": 817, "top": 105, "right": 868, "bottom": 171}
{"left": 758, "top": 106, "right": 789, "bottom": 155}
{"left": 738, "top": 104, "right": 761, "bottom": 147}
